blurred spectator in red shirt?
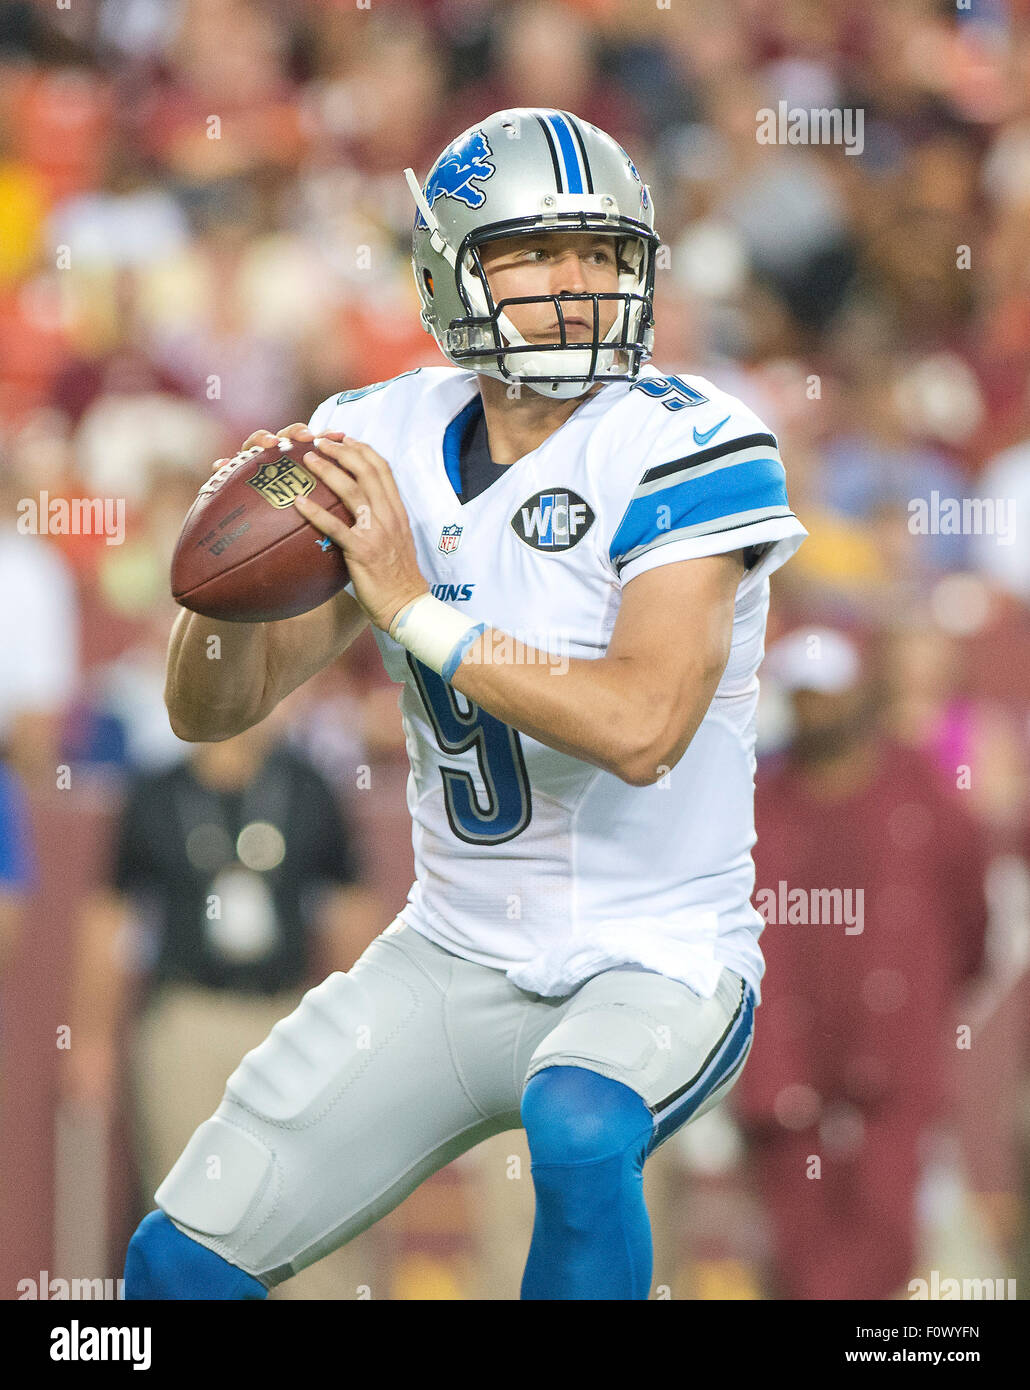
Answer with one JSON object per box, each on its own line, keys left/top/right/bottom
{"left": 735, "top": 626, "right": 990, "bottom": 1299}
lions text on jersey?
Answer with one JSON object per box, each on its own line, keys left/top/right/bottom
{"left": 307, "top": 365, "right": 807, "bottom": 1003}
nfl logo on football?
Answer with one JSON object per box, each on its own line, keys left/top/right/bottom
{"left": 438, "top": 523, "right": 462, "bottom": 555}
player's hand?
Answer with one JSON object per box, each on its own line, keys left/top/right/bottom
{"left": 294, "top": 436, "right": 430, "bottom": 632}
{"left": 244, "top": 423, "right": 317, "bottom": 451}
{"left": 205, "top": 423, "right": 322, "bottom": 477}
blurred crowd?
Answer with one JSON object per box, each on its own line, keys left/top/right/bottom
{"left": 1, "top": 0, "right": 1029, "bottom": 1300}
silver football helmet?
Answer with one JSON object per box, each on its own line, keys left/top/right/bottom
{"left": 404, "top": 108, "right": 660, "bottom": 399}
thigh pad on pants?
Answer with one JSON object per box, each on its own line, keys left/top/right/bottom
{"left": 155, "top": 967, "right": 416, "bottom": 1245}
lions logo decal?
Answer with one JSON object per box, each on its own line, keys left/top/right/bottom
{"left": 620, "top": 144, "right": 649, "bottom": 211}
{"left": 415, "top": 130, "right": 496, "bottom": 229}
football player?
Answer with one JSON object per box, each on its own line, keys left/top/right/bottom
{"left": 125, "top": 108, "right": 807, "bottom": 1300}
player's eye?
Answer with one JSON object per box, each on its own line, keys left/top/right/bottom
{"left": 520, "top": 245, "right": 614, "bottom": 263}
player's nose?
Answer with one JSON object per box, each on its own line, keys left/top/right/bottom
{"left": 550, "top": 250, "right": 589, "bottom": 296}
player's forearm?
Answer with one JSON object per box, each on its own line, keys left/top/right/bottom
{"left": 165, "top": 608, "right": 271, "bottom": 742}
{"left": 449, "top": 631, "right": 714, "bottom": 786}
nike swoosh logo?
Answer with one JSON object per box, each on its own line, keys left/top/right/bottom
{"left": 693, "top": 415, "right": 731, "bottom": 447}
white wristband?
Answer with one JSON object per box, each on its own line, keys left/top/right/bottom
{"left": 389, "top": 594, "right": 487, "bottom": 681}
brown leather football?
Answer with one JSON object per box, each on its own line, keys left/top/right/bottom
{"left": 171, "top": 439, "right": 353, "bottom": 622}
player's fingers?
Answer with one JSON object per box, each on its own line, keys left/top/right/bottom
{"left": 292, "top": 490, "right": 355, "bottom": 550}
{"left": 276, "top": 423, "right": 316, "bottom": 444}
{"left": 302, "top": 443, "right": 363, "bottom": 493}
{"left": 300, "top": 449, "right": 364, "bottom": 514}
{"left": 348, "top": 439, "right": 408, "bottom": 516}
{"left": 240, "top": 429, "right": 279, "bottom": 451}
{"left": 311, "top": 437, "right": 393, "bottom": 519}
{"left": 307, "top": 436, "right": 348, "bottom": 466}
{"left": 333, "top": 439, "right": 407, "bottom": 523}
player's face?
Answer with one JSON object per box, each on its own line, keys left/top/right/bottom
{"left": 478, "top": 232, "right": 622, "bottom": 346}
{"left": 788, "top": 686, "right": 877, "bottom": 762}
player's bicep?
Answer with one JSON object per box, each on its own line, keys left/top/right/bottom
{"left": 609, "top": 550, "right": 744, "bottom": 667}
{"left": 607, "top": 551, "right": 745, "bottom": 773}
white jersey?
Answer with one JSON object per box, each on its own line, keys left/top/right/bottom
{"left": 307, "top": 365, "right": 807, "bottom": 1003}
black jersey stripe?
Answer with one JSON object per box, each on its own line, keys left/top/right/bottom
{"left": 638, "top": 432, "right": 778, "bottom": 486}
{"left": 614, "top": 513, "right": 794, "bottom": 573}
{"left": 534, "top": 114, "right": 564, "bottom": 192}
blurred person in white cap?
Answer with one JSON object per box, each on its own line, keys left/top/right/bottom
{"left": 762, "top": 625, "right": 877, "bottom": 774}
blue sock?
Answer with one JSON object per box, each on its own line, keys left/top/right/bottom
{"left": 124, "top": 1209, "right": 269, "bottom": 1300}
{"left": 520, "top": 1065, "right": 655, "bottom": 1300}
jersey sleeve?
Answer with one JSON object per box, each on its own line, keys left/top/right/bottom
{"left": 608, "top": 405, "right": 807, "bottom": 594}
{"left": 305, "top": 369, "right": 428, "bottom": 437}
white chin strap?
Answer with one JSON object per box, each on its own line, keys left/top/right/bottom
{"left": 404, "top": 168, "right": 644, "bottom": 400}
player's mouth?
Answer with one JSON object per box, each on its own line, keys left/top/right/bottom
{"left": 544, "top": 318, "right": 594, "bottom": 336}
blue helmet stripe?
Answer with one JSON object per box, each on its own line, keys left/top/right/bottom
{"left": 546, "top": 113, "right": 584, "bottom": 194}
{"left": 563, "top": 112, "right": 594, "bottom": 193}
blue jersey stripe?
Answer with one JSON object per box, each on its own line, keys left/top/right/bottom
{"left": 546, "top": 113, "right": 583, "bottom": 194}
{"left": 610, "top": 456, "right": 788, "bottom": 565}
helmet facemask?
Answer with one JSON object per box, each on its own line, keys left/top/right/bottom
{"left": 445, "top": 221, "right": 657, "bottom": 399}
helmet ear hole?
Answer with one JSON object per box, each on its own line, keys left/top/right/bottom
{"left": 423, "top": 269, "right": 434, "bottom": 297}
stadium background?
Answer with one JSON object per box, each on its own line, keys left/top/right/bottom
{"left": 1, "top": 0, "right": 1029, "bottom": 1300}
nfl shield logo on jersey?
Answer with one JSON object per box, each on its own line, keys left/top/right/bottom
{"left": 438, "top": 523, "right": 463, "bottom": 555}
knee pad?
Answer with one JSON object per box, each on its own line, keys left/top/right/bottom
{"left": 521, "top": 1065, "right": 653, "bottom": 1168}
{"left": 155, "top": 1114, "right": 275, "bottom": 1244}
{"left": 124, "top": 1210, "right": 267, "bottom": 1300}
